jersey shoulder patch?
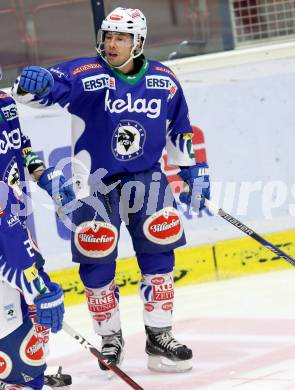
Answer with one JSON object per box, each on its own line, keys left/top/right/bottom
{"left": 49, "top": 56, "right": 104, "bottom": 81}
{"left": 71, "top": 62, "right": 104, "bottom": 77}
{"left": 0, "top": 91, "right": 14, "bottom": 106}
{"left": 65, "top": 56, "right": 106, "bottom": 78}
{"left": 149, "top": 60, "right": 178, "bottom": 81}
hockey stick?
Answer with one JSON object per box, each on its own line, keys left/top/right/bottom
{"left": 62, "top": 322, "right": 144, "bottom": 390}
{"left": 204, "top": 199, "right": 295, "bottom": 266}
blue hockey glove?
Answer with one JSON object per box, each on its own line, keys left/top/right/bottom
{"left": 178, "top": 162, "right": 210, "bottom": 211}
{"left": 19, "top": 66, "right": 54, "bottom": 97}
{"left": 34, "top": 282, "right": 64, "bottom": 333}
{"left": 38, "top": 167, "right": 75, "bottom": 207}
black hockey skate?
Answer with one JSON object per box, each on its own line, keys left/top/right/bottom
{"left": 145, "top": 326, "right": 193, "bottom": 372}
{"left": 44, "top": 366, "right": 72, "bottom": 387}
{"left": 99, "top": 330, "right": 124, "bottom": 371}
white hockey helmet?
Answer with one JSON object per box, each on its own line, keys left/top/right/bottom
{"left": 97, "top": 7, "right": 147, "bottom": 68}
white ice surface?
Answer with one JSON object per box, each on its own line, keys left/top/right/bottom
{"left": 48, "top": 269, "right": 295, "bottom": 390}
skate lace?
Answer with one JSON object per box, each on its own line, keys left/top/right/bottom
{"left": 155, "top": 331, "right": 183, "bottom": 351}
{"left": 102, "top": 333, "right": 122, "bottom": 356}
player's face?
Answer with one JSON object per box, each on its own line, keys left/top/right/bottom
{"left": 104, "top": 32, "right": 133, "bottom": 67}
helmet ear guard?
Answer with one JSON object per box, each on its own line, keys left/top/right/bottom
{"left": 97, "top": 7, "right": 147, "bottom": 69}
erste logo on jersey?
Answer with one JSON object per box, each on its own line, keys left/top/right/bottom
{"left": 143, "top": 207, "right": 183, "bottom": 245}
{"left": 1, "top": 103, "right": 18, "bottom": 121}
{"left": 75, "top": 221, "right": 118, "bottom": 258}
{"left": 105, "top": 90, "right": 161, "bottom": 119}
{"left": 146, "top": 75, "right": 178, "bottom": 100}
{"left": 82, "top": 74, "right": 116, "bottom": 91}
{"left": 112, "top": 119, "right": 146, "bottom": 161}
{"left": 0, "top": 128, "right": 21, "bottom": 155}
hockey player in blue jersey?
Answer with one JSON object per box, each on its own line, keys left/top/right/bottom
{"left": 12, "top": 7, "right": 210, "bottom": 373}
{"left": 0, "top": 78, "right": 75, "bottom": 387}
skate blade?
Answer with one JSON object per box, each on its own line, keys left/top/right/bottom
{"left": 147, "top": 355, "right": 193, "bottom": 373}
{"left": 45, "top": 365, "right": 60, "bottom": 376}
{"left": 107, "top": 370, "right": 114, "bottom": 380}
{"left": 104, "top": 351, "right": 125, "bottom": 380}
{"left": 44, "top": 365, "right": 72, "bottom": 387}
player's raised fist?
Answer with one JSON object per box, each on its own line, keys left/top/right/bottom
{"left": 19, "top": 66, "right": 54, "bottom": 97}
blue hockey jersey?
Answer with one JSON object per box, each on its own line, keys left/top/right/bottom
{"left": 0, "top": 91, "right": 47, "bottom": 338}
{"left": 13, "top": 56, "right": 195, "bottom": 194}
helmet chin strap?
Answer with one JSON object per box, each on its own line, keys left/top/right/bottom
{"left": 111, "top": 54, "right": 135, "bottom": 70}
{"left": 97, "top": 46, "right": 137, "bottom": 70}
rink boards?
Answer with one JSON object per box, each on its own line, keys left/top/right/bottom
{"left": 49, "top": 227, "right": 295, "bottom": 306}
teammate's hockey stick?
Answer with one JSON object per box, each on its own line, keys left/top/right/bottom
{"left": 62, "top": 322, "right": 144, "bottom": 390}
{"left": 204, "top": 199, "right": 295, "bottom": 266}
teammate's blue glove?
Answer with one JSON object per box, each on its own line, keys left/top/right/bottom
{"left": 19, "top": 66, "right": 54, "bottom": 97}
{"left": 178, "top": 162, "right": 210, "bottom": 211}
{"left": 34, "top": 282, "right": 64, "bottom": 333}
{"left": 38, "top": 167, "right": 75, "bottom": 207}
